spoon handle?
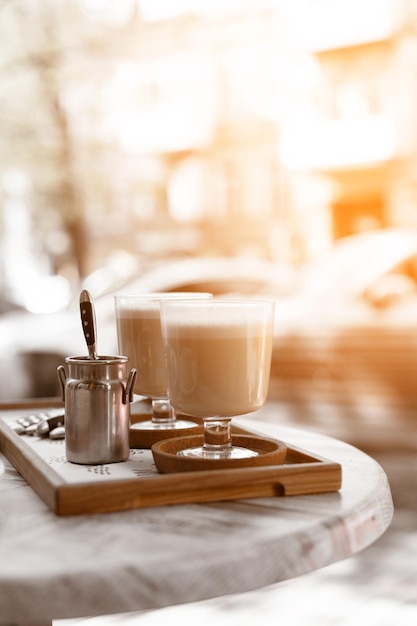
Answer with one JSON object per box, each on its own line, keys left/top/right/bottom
{"left": 80, "top": 289, "right": 98, "bottom": 359}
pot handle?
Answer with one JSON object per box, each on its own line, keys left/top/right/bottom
{"left": 123, "top": 368, "right": 137, "bottom": 404}
{"left": 57, "top": 365, "right": 67, "bottom": 401}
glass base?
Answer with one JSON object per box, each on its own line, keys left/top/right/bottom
{"left": 131, "top": 419, "right": 199, "bottom": 431}
{"left": 178, "top": 445, "right": 259, "bottom": 460}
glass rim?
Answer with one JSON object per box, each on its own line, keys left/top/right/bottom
{"left": 160, "top": 297, "right": 276, "bottom": 309}
{"left": 114, "top": 292, "right": 213, "bottom": 301}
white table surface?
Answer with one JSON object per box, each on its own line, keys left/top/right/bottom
{"left": 0, "top": 402, "right": 393, "bottom": 625}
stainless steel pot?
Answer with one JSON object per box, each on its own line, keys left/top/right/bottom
{"left": 57, "top": 356, "right": 136, "bottom": 465}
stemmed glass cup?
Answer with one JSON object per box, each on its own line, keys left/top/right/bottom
{"left": 114, "top": 293, "right": 212, "bottom": 431}
{"left": 160, "top": 299, "right": 275, "bottom": 458}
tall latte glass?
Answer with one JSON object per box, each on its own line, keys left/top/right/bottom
{"left": 114, "top": 293, "right": 212, "bottom": 431}
{"left": 160, "top": 299, "right": 275, "bottom": 458}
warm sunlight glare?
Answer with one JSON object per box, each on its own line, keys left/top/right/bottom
{"left": 103, "top": 57, "right": 216, "bottom": 153}
{"left": 281, "top": 115, "right": 396, "bottom": 170}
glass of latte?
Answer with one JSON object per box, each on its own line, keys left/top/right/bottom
{"left": 160, "top": 298, "right": 275, "bottom": 459}
{"left": 114, "top": 293, "right": 212, "bottom": 431}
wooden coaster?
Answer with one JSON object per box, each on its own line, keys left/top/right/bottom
{"left": 152, "top": 434, "right": 287, "bottom": 472}
{"left": 130, "top": 413, "right": 203, "bottom": 449}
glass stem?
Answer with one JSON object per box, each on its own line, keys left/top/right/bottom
{"left": 203, "top": 418, "right": 232, "bottom": 455}
{"left": 151, "top": 398, "right": 176, "bottom": 424}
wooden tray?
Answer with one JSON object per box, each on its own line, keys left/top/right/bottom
{"left": 0, "top": 401, "right": 342, "bottom": 516}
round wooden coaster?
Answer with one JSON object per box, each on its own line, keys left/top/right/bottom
{"left": 152, "top": 434, "right": 287, "bottom": 472}
{"left": 129, "top": 413, "right": 203, "bottom": 449}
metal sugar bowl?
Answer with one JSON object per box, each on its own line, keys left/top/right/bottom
{"left": 58, "top": 356, "right": 136, "bottom": 465}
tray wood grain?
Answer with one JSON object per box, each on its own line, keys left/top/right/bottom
{"left": 0, "top": 400, "right": 342, "bottom": 516}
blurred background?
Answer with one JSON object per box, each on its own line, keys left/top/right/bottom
{"left": 1, "top": 1, "right": 417, "bottom": 622}
{"left": 3, "top": 0, "right": 417, "bottom": 408}
{"left": 3, "top": 0, "right": 416, "bottom": 304}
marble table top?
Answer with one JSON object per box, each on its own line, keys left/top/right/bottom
{"left": 0, "top": 402, "right": 393, "bottom": 625}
